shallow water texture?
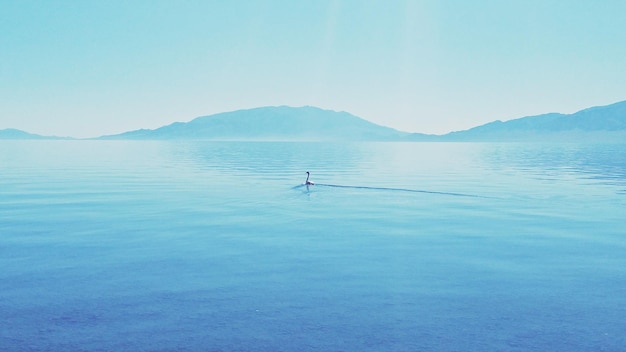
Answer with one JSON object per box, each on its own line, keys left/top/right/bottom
{"left": 1, "top": 141, "right": 625, "bottom": 351}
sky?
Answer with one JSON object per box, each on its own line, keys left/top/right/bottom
{"left": 1, "top": 0, "right": 626, "bottom": 138}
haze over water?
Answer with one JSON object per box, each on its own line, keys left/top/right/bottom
{"left": 1, "top": 140, "right": 625, "bottom": 351}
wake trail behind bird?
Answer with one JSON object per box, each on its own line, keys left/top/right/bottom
{"left": 294, "top": 183, "right": 496, "bottom": 198}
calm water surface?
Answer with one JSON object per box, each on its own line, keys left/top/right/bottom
{"left": 1, "top": 141, "right": 625, "bottom": 351}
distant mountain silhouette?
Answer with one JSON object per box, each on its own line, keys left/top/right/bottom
{"left": 99, "top": 106, "right": 414, "bottom": 141}
{"left": 415, "top": 100, "right": 626, "bottom": 142}
{"left": 3, "top": 101, "right": 626, "bottom": 141}
{"left": 0, "top": 128, "right": 67, "bottom": 140}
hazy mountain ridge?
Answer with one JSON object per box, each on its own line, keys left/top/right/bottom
{"left": 0, "top": 128, "right": 70, "bottom": 140}
{"left": 99, "top": 106, "right": 414, "bottom": 141}
{"left": 3, "top": 101, "right": 626, "bottom": 141}
{"left": 433, "top": 100, "right": 626, "bottom": 141}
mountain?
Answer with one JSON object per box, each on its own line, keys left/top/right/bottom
{"left": 427, "top": 100, "right": 626, "bottom": 142}
{"left": 0, "top": 128, "right": 67, "bottom": 140}
{"left": 4, "top": 100, "right": 626, "bottom": 142}
{"left": 99, "top": 106, "right": 414, "bottom": 141}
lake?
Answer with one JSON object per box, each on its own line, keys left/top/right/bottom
{"left": 1, "top": 140, "right": 625, "bottom": 351}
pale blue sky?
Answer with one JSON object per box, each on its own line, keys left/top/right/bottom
{"left": 1, "top": 0, "right": 625, "bottom": 138}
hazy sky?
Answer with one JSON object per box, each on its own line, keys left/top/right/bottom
{"left": 2, "top": 0, "right": 625, "bottom": 138}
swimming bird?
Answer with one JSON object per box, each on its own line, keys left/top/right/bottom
{"left": 305, "top": 171, "right": 315, "bottom": 185}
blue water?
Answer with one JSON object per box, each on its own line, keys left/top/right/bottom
{"left": 1, "top": 141, "right": 625, "bottom": 351}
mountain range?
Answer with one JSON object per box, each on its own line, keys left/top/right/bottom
{"left": 2, "top": 100, "right": 626, "bottom": 142}
{"left": 0, "top": 128, "right": 70, "bottom": 140}
{"left": 98, "top": 106, "right": 410, "bottom": 141}
{"left": 435, "top": 100, "right": 626, "bottom": 142}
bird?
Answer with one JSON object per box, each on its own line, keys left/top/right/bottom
{"left": 305, "top": 171, "right": 315, "bottom": 185}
